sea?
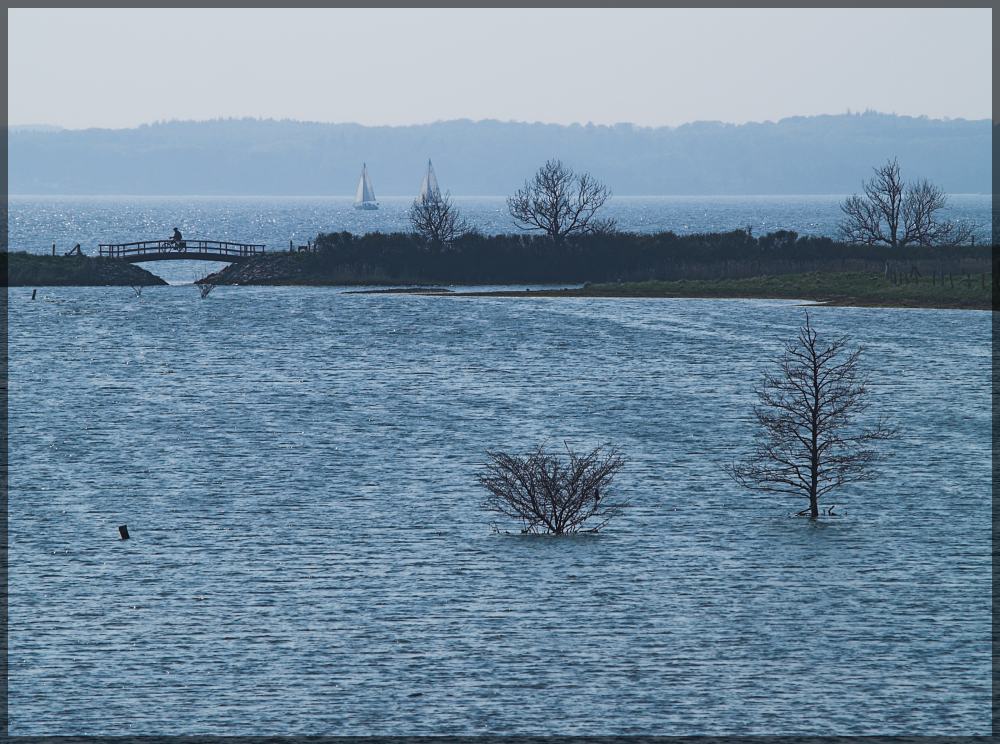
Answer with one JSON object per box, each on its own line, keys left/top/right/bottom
{"left": 5, "top": 194, "right": 993, "bottom": 735}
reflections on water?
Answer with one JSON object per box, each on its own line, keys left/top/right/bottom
{"left": 8, "top": 286, "right": 991, "bottom": 735}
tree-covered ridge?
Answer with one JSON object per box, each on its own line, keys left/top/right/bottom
{"left": 7, "top": 113, "right": 991, "bottom": 195}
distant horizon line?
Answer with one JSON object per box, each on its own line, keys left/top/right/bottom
{"left": 7, "top": 110, "right": 993, "bottom": 133}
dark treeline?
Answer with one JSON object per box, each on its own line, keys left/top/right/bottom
{"left": 208, "top": 230, "right": 994, "bottom": 286}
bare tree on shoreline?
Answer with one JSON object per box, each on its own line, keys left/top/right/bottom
{"left": 507, "top": 159, "right": 615, "bottom": 241}
{"left": 839, "top": 158, "right": 974, "bottom": 247}
{"left": 409, "top": 191, "right": 469, "bottom": 244}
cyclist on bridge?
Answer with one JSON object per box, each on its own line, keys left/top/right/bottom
{"left": 171, "top": 227, "right": 186, "bottom": 252}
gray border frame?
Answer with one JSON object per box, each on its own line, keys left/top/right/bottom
{"left": 2, "top": 4, "right": 994, "bottom": 739}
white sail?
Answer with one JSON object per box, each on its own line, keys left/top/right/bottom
{"left": 363, "top": 169, "right": 376, "bottom": 203}
{"left": 418, "top": 159, "right": 441, "bottom": 203}
{"left": 354, "top": 165, "right": 367, "bottom": 204}
{"left": 354, "top": 163, "right": 378, "bottom": 208}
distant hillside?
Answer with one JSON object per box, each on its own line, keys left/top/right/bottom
{"left": 7, "top": 113, "right": 993, "bottom": 196}
{"left": 8, "top": 124, "right": 65, "bottom": 133}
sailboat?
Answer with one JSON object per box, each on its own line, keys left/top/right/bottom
{"left": 418, "top": 159, "right": 442, "bottom": 204}
{"left": 354, "top": 163, "right": 379, "bottom": 210}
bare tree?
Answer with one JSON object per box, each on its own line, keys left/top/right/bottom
{"left": 409, "top": 191, "right": 468, "bottom": 244}
{"left": 477, "top": 444, "right": 627, "bottom": 534}
{"left": 507, "top": 159, "right": 615, "bottom": 241}
{"left": 839, "top": 158, "right": 974, "bottom": 247}
{"left": 729, "top": 313, "right": 896, "bottom": 519}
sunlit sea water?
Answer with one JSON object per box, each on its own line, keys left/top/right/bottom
{"left": 8, "top": 286, "right": 991, "bottom": 735}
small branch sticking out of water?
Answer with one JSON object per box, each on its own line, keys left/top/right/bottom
{"left": 131, "top": 285, "right": 143, "bottom": 298}
{"left": 199, "top": 283, "right": 215, "bottom": 299}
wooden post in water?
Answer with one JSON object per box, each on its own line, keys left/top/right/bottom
{"left": 52, "top": 243, "right": 55, "bottom": 256}
{"left": 118, "top": 524, "right": 130, "bottom": 540}
{"left": 31, "top": 289, "right": 36, "bottom": 300}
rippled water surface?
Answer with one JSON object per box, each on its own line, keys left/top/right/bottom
{"left": 8, "top": 287, "right": 991, "bottom": 735}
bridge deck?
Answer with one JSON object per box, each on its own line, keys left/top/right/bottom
{"left": 99, "top": 239, "right": 266, "bottom": 262}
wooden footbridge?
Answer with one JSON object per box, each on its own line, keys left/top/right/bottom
{"left": 98, "top": 239, "right": 266, "bottom": 263}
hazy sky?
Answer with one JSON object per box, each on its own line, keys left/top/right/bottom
{"left": 8, "top": 8, "right": 992, "bottom": 129}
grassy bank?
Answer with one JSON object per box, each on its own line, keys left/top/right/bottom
{"left": 4, "top": 252, "right": 168, "bottom": 287}
{"left": 443, "top": 272, "right": 993, "bottom": 310}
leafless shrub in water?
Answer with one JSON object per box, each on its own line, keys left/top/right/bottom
{"left": 477, "top": 444, "right": 627, "bottom": 534}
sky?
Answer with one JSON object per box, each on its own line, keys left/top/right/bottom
{"left": 7, "top": 8, "right": 993, "bottom": 130}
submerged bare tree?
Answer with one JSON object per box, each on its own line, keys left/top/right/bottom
{"left": 507, "top": 159, "right": 615, "bottom": 241}
{"left": 839, "top": 158, "right": 974, "bottom": 247}
{"left": 409, "top": 191, "right": 468, "bottom": 244}
{"left": 478, "top": 444, "right": 627, "bottom": 534}
{"left": 729, "top": 313, "right": 896, "bottom": 519}
{"left": 198, "top": 282, "right": 215, "bottom": 298}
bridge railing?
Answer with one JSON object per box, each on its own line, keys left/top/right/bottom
{"left": 98, "top": 239, "right": 266, "bottom": 259}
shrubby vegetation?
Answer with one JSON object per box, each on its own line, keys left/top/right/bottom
{"left": 205, "top": 228, "right": 991, "bottom": 287}
{"left": 205, "top": 156, "right": 991, "bottom": 289}
{"left": 4, "top": 252, "right": 167, "bottom": 286}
